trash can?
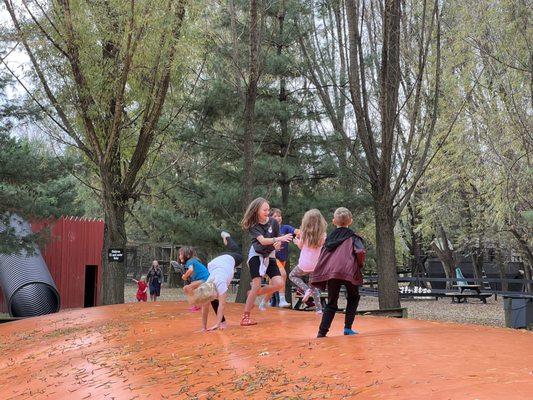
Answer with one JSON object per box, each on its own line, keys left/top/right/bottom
{"left": 503, "top": 296, "right": 533, "bottom": 329}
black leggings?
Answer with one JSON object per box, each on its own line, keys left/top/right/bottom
{"left": 211, "top": 299, "right": 226, "bottom": 323}
{"left": 318, "top": 279, "right": 360, "bottom": 336}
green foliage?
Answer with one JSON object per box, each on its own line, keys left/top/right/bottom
{"left": 0, "top": 132, "right": 83, "bottom": 253}
{"left": 3, "top": 0, "right": 529, "bottom": 276}
{"left": 414, "top": 0, "right": 532, "bottom": 265}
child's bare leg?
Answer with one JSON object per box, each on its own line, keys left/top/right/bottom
{"left": 260, "top": 276, "right": 283, "bottom": 297}
{"left": 261, "top": 276, "right": 272, "bottom": 305}
{"left": 274, "top": 261, "right": 291, "bottom": 308}
{"left": 279, "top": 266, "right": 287, "bottom": 293}
{"left": 244, "top": 277, "right": 261, "bottom": 313}
{"left": 201, "top": 304, "right": 209, "bottom": 331}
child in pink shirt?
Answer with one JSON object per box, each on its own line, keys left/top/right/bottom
{"left": 289, "top": 209, "right": 327, "bottom": 313}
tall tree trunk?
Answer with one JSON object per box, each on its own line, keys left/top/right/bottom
{"left": 495, "top": 245, "right": 508, "bottom": 292}
{"left": 374, "top": 201, "right": 400, "bottom": 309}
{"left": 471, "top": 242, "right": 484, "bottom": 284}
{"left": 431, "top": 225, "right": 457, "bottom": 289}
{"left": 405, "top": 198, "right": 428, "bottom": 287}
{"left": 276, "top": 4, "right": 291, "bottom": 211}
{"left": 236, "top": 0, "right": 260, "bottom": 303}
{"left": 280, "top": 175, "right": 290, "bottom": 210}
{"left": 101, "top": 192, "right": 127, "bottom": 305}
{"left": 345, "top": 0, "right": 402, "bottom": 309}
{"left": 510, "top": 228, "right": 533, "bottom": 293}
{"left": 5, "top": 0, "right": 188, "bottom": 305}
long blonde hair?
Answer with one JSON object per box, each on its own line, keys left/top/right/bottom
{"left": 188, "top": 281, "right": 217, "bottom": 305}
{"left": 300, "top": 209, "right": 327, "bottom": 248}
{"left": 241, "top": 197, "right": 268, "bottom": 230}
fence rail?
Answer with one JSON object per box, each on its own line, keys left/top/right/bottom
{"left": 364, "top": 276, "right": 533, "bottom": 284}
{"left": 362, "top": 276, "right": 533, "bottom": 297}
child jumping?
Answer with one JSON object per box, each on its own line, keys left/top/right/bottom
{"left": 132, "top": 275, "right": 148, "bottom": 302}
{"left": 240, "top": 197, "right": 293, "bottom": 326}
{"left": 289, "top": 209, "right": 327, "bottom": 314}
{"left": 179, "top": 246, "right": 210, "bottom": 311}
{"left": 310, "top": 207, "right": 366, "bottom": 337}
{"left": 187, "top": 233, "right": 244, "bottom": 331}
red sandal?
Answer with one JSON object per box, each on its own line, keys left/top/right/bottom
{"left": 240, "top": 313, "right": 257, "bottom": 326}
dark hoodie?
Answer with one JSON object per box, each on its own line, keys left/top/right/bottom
{"left": 310, "top": 227, "right": 366, "bottom": 290}
{"left": 324, "top": 227, "right": 356, "bottom": 250}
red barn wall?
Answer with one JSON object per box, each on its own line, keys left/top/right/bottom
{"left": 0, "top": 216, "right": 104, "bottom": 312}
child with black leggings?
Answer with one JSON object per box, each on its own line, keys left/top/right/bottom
{"left": 310, "top": 207, "right": 366, "bottom": 337}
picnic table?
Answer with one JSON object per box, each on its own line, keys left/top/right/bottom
{"left": 446, "top": 284, "right": 492, "bottom": 303}
{"left": 453, "top": 284, "right": 482, "bottom": 294}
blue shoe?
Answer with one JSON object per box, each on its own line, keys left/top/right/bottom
{"left": 344, "top": 328, "right": 358, "bottom": 335}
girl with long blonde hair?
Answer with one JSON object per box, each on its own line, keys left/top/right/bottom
{"left": 289, "top": 209, "right": 328, "bottom": 313}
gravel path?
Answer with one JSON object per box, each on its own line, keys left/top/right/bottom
{"left": 125, "top": 283, "right": 508, "bottom": 328}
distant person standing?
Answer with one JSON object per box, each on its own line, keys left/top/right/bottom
{"left": 147, "top": 260, "right": 163, "bottom": 301}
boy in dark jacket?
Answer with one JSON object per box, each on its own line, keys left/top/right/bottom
{"left": 310, "top": 207, "right": 366, "bottom": 338}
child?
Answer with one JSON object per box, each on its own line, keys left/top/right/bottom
{"left": 240, "top": 197, "right": 293, "bottom": 326}
{"left": 261, "top": 208, "right": 299, "bottom": 309}
{"left": 179, "top": 246, "right": 210, "bottom": 311}
{"left": 310, "top": 207, "right": 366, "bottom": 337}
{"left": 132, "top": 275, "right": 148, "bottom": 302}
{"left": 188, "top": 237, "right": 244, "bottom": 331}
{"left": 289, "top": 209, "right": 327, "bottom": 314}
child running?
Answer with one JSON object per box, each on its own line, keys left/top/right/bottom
{"left": 132, "top": 275, "right": 148, "bottom": 302}
{"left": 240, "top": 197, "right": 293, "bottom": 326}
{"left": 310, "top": 207, "right": 366, "bottom": 337}
{"left": 179, "top": 246, "right": 210, "bottom": 311}
{"left": 289, "top": 209, "right": 327, "bottom": 314}
{"left": 187, "top": 233, "right": 244, "bottom": 331}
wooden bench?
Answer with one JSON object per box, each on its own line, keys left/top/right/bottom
{"left": 354, "top": 308, "right": 408, "bottom": 318}
{"left": 444, "top": 292, "right": 493, "bottom": 303}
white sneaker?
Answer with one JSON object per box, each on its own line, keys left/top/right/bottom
{"left": 278, "top": 299, "right": 291, "bottom": 308}
{"left": 221, "top": 231, "right": 230, "bottom": 246}
{"left": 258, "top": 298, "right": 268, "bottom": 311}
{"left": 316, "top": 310, "right": 323, "bottom": 315}
{"left": 302, "top": 289, "right": 312, "bottom": 303}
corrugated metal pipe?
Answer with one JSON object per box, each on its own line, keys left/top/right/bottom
{"left": 0, "top": 214, "right": 60, "bottom": 317}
